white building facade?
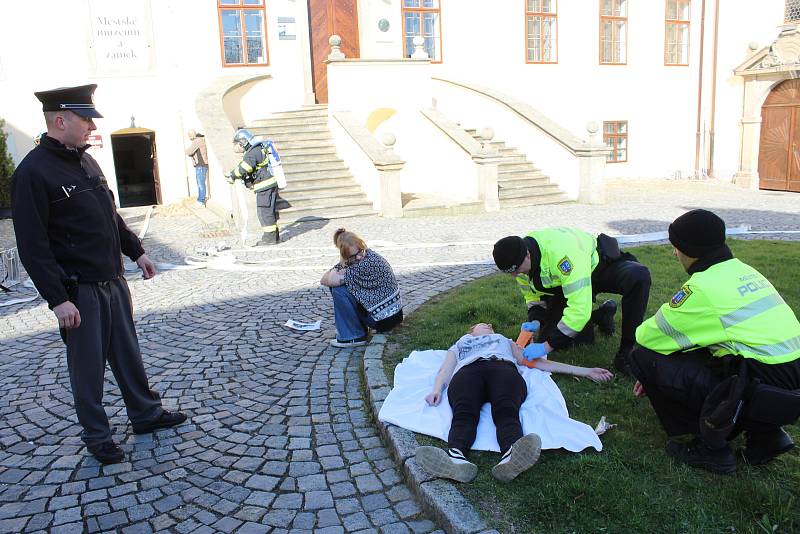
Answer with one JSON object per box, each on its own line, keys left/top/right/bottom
{"left": 1, "top": 0, "right": 797, "bottom": 216}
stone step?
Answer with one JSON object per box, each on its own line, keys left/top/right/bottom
{"left": 250, "top": 116, "right": 328, "bottom": 128}
{"left": 251, "top": 124, "right": 331, "bottom": 136}
{"left": 281, "top": 183, "right": 363, "bottom": 196}
{"left": 279, "top": 147, "right": 338, "bottom": 158}
{"left": 498, "top": 168, "right": 550, "bottom": 179}
{"left": 283, "top": 167, "right": 352, "bottom": 180}
{"left": 268, "top": 106, "right": 328, "bottom": 119}
{"left": 280, "top": 203, "right": 375, "bottom": 223}
{"left": 287, "top": 175, "right": 362, "bottom": 189}
{"left": 499, "top": 185, "right": 563, "bottom": 199}
{"left": 251, "top": 129, "right": 332, "bottom": 142}
{"left": 282, "top": 160, "right": 348, "bottom": 173}
{"left": 499, "top": 193, "right": 572, "bottom": 208}
{"left": 498, "top": 175, "right": 552, "bottom": 189}
{"left": 274, "top": 139, "right": 339, "bottom": 150}
{"left": 498, "top": 161, "right": 539, "bottom": 172}
{"left": 282, "top": 190, "right": 367, "bottom": 204}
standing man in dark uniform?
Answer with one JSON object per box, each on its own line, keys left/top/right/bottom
{"left": 11, "top": 84, "right": 187, "bottom": 464}
{"left": 493, "top": 227, "right": 651, "bottom": 373}
{"left": 225, "top": 128, "right": 281, "bottom": 246}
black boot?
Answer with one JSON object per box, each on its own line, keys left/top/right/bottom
{"left": 613, "top": 345, "right": 634, "bottom": 376}
{"left": 741, "top": 428, "right": 795, "bottom": 466}
{"left": 666, "top": 436, "right": 737, "bottom": 474}
{"left": 256, "top": 230, "right": 278, "bottom": 246}
{"left": 593, "top": 299, "right": 617, "bottom": 335}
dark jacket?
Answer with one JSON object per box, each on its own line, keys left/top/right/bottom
{"left": 231, "top": 143, "right": 277, "bottom": 192}
{"left": 11, "top": 135, "right": 144, "bottom": 308}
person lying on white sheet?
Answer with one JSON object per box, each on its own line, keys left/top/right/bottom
{"left": 416, "top": 322, "right": 613, "bottom": 483}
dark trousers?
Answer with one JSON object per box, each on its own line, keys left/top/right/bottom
{"left": 533, "top": 254, "right": 651, "bottom": 349}
{"left": 66, "top": 278, "right": 163, "bottom": 446}
{"left": 256, "top": 188, "right": 279, "bottom": 229}
{"left": 629, "top": 346, "right": 797, "bottom": 439}
{"left": 447, "top": 360, "right": 527, "bottom": 454}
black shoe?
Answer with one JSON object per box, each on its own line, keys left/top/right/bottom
{"left": 665, "top": 437, "right": 737, "bottom": 474}
{"left": 613, "top": 346, "right": 633, "bottom": 376}
{"left": 132, "top": 410, "right": 188, "bottom": 435}
{"left": 87, "top": 441, "right": 124, "bottom": 465}
{"left": 595, "top": 299, "right": 617, "bottom": 335}
{"left": 256, "top": 230, "right": 278, "bottom": 246}
{"left": 741, "top": 428, "right": 795, "bottom": 466}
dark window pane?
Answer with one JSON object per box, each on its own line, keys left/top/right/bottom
{"left": 244, "top": 10, "right": 265, "bottom": 64}
{"left": 221, "top": 10, "right": 243, "bottom": 64}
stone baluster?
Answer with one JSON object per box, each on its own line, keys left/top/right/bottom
{"left": 473, "top": 128, "right": 500, "bottom": 212}
{"left": 411, "top": 36, "right": 429, "bottom": 60}
{"left": 574, "top": 121, "right": 608, "bottom": 204}
{"left": 328, "top": 34, "right": 345, "bottom": 61}
{"left": 377, "top": 133, "right": 404, "bottom": 218}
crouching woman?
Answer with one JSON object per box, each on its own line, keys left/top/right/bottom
{"left": 320, "top": 228, "right": 404, "bottom": 347}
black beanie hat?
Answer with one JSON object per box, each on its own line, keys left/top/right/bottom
{"left": 668, "top": 209, "right": 726, "bottom": 258}
{"left": 493, "top": 236, "right": 527, "bottom": 272}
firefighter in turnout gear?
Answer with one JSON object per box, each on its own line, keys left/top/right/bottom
{"left": 630, "top": 209, "right": 800, "bottom": 474}
{"left": 226, "top": 128, "right": 282, "bottom": 246}
{"left": 492, "top": 228, "right": 651, "bottom": 373}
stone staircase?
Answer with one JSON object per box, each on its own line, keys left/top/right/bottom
{"left": 247, "top": 105, "right": 375, "bottom": 222}
{"left": 464, "top": 128, "right": 571, "bottom": 208}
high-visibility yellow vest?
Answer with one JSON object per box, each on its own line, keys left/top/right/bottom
{"left": 515, "top": 228, "right": 599, "bottom": 336}
{"left": 636, "top": 258, "right": 800, "bottom": 364}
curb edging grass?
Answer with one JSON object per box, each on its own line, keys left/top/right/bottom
{"left": 362, "top": 334, "right": 500, "bottom": 534}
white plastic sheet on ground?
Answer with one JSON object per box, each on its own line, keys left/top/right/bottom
{"left": 378, "top": 349, "right": 603, "bottom": 453}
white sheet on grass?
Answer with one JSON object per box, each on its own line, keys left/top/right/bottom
{"left": 378, "top": 350, "right": 603, "bottom": 453}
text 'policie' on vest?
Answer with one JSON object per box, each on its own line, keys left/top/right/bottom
{"left": 636, "top": 257, "right": 800, "bottom": 364}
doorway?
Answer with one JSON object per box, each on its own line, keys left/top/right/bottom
{"left": 308, "top": 0, "right": 360, "bottom": 103}
{"left": 758, "top": 79, "right": 800, "bottom": 192}
{"left": 110, "top": 128, "right": 162, "bottom": 207}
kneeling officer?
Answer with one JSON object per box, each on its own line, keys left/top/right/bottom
{"left": 630, "top": 209, "right": 800, "bottom": 474}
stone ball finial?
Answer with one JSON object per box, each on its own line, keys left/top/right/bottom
{"left": 328, "top": 34, "right": 345, "bottom": 60}
{"left": 381, "top": 132, "right": 397, "bottom": 148}
{"left": 748, "top": 41, "right": 759, "bottom": 51}
{"left": 479, "top": 127, "right": 494, "bottom": 142}
{"left": 586, "top": 121, "right": 599, "bottom": 135}
{"left": 411, "top": 35, "right": 429, "bottom": 59}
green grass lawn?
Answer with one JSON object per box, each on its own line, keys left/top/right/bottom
{"left": 384, "top": 240, "right": 800, "bottom": 534}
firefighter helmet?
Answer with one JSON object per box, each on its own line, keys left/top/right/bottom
{"left": 233, "top": 129, "right": 254, "bottom": 151}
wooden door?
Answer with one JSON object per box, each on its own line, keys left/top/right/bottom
{"left": 758, "top": 79, "right": 800, "bottom": 192}
{"left": 149, "top": 133, "right": 162, "bottom": 204}
{"left": 308, "top": 0, "right": 360, "bottom": 104}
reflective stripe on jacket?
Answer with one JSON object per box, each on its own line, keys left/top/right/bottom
{"left": 232, "top": 144, "right": 277, "bottom": 191}
{"left": 636, "top": 258, "right": 800, "bottom": 364}
{"left": 518, "top": 228, "right": 599, "bottom": 336}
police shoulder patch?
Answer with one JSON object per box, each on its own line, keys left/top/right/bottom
{"left": 669, "top": 285, "right": 693, "bottom": 308}
{"left": 557, "top": 256, "right": 573, "bottom": 276}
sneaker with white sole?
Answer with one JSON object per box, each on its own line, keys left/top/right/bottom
{"left": 491, "top": 433, "right": 542, "bottom": 482}
{"left": 416, "top": 446, "right": 478, "bottom": 483}
{"left": 329, "top": 337, "right": 368, "bottom": 348}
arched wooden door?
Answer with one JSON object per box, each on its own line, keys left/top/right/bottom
{"left": 308, "top": 0, "right": 360, "bottom": 104}
{"left": 758, "top": 79, "right": 800, "bottom": 192}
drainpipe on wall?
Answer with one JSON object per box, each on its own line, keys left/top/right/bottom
{"left": 695, "top": 0, "right": 707, "bottom": 175}
{"left": 708, "top": 0, "right": 720, "bottom": 176}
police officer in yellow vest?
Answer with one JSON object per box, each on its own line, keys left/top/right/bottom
{"left": 630, "top": 209, "right": 800, "bottom": 474}
{"left": 493, "top": 228, "right": 651, "bottom": 372}
{"left": 226, "top": 129, "right": 281, "bottom": 246}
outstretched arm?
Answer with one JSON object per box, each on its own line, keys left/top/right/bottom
{"left": 510, "top": 341, "right": 612, "bottom": 383}
{"left": 425, "top": 350, "right": 458, "bottom": 406}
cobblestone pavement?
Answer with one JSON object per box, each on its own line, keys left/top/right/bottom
{"left": 0, "top": 178, "right": 798, "bottom": 534}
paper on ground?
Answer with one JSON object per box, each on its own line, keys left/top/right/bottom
{"left": 284, "top": 319, "right": 322, "bottom": 331}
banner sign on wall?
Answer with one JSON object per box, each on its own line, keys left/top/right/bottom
{"left": 88, "top": 0, "right": 156, "bottom": 77}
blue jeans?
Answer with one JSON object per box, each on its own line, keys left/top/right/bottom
{"left": 330, "top": 285, "right": 376, "bottom": 342}
{"left": 195, "top": 165, "right": 208, "bottom": 203}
